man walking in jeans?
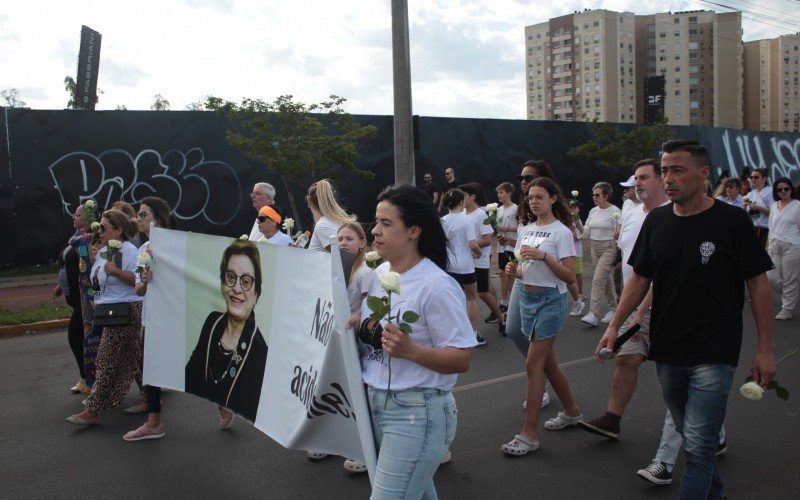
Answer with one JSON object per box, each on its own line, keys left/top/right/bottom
{"left": 597, "top": 139, "right": 776, "bottom": 499}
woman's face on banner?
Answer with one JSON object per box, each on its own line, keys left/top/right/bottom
{"left": 222, "top": 254, "right": 257, "bottom": 322}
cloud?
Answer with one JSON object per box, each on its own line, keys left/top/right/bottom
{"left": 19, "top": 87, "right": 50, "bottom": 100}
{"left": 0, "top": 13, "right": 19, "bottom": 43}
{"left": 181, "top": 0, "right": 233, "bottom": 14}
{"left": 100, "top": 59, "right": 149, "bottom": 87}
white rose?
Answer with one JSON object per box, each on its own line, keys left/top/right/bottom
{"left": 514, "top": 249, "right": 523, "bottom": 261}
{"left": 365, "top": 251, "right": 381, "bottom": 263}
{"left": 739, "top": 381, "right": 764, "bottom": 401}
{"left": 90, "top": 221, "right": 101, "bottom": 232}
{"left": 137, "top": 252, "right": 153, "bottom": 266}
{"left": 485, "top": 203, "right": 499, "bottom": 213}
{"left": 379, "top": 271, "right": 401, "bottom": 295}
{"left": 239, "top": 234, "right": 249, "bottom": 240}
{"left": 85, "top": 199, "right": 96, "bottom": 208}
{"left": 571, "top": 190, "right": 579, "bottom": 197}
{"left": 259, "top": 237, "right": 267, "bottom": 243}
{"left": 108, "top": 239, "right": 123, "bottom": 249}
{"left": 283, "top": 218, "right": 294, "bottom": 231}
{"left": 611, "top": 212, "right": 621, "bottom": 221}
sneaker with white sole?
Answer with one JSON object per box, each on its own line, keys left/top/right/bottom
{"left": 475, "top": 333, "right": 487, "bottom": 346}
{"left": 544, "top": 411, "right": 583, "bottom": 430}
{"left": 637, "top": 460, "right": 673, "bottom": 485}
{"left": 343, "top": 458, "right": 368, "bottom": 473}
{"left": 307, "top": 451, "right": 329, "bottom": 460}
{"left": 569, "top": 299, "right": 586, "bottom": 317}
{"left": 775, "top": 309, "right": 793, "bottom": 320}
{"left": 600, "top": 310, "right": 615, "bottom": 324}
{"left": 581, "top": 312, "right": 599, "bottom": 326}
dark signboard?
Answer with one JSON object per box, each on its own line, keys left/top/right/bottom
{"left": 644, "top": 75, "right": 665, "bottom": 125}
{"left": 75, "top": 25, "right": 102, "bottom": 110}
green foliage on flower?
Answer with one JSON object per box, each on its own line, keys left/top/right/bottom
{"left": 741, "top": 349, "right": 796, "bottom": 401}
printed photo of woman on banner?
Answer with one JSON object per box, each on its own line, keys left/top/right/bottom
{"left": 185, "top": 239, "right": 268, "bottom": 422}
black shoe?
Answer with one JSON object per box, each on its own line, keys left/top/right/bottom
{"left": 499, "top": 304, "right": 508, "bottom": 314}
{"left": 716, "top": 441, "right": 727, "bottom": 456}
{"left": 499, "top": 322, "right": 506, "bottom": 337}
{"left": 475, "top": 333, "right": 487, "bottom": 346}
{"left": 637, "top": 460, "right": 672, "bottom": 485}
{"left": 484, "top": 312, "right": 498, "bottom": 323}
{"left": 578, "top": 413, "right": 620, "bottom": 439}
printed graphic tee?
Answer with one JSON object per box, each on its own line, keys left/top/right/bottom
{"left": 515, "top": 220, "right": 575, "bottom": 294}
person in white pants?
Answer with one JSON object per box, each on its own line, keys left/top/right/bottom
{"left": 767, "top": 177, "right": 800, "bottom": 320}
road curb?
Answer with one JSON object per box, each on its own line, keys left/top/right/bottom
{"left": 0, "top": 319, "right": 68, "bottom": 337}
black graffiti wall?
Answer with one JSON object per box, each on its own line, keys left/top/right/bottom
{"left": 1, "top": 107, "right": 799, "bottom": 267}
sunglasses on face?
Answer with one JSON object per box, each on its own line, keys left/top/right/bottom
{"left": 257, "top": 215, "right": 273, "bottom": 223}
{"left": 749, "top": 176, "right": 761, "bottom": 180}
{"left": 777, "top": 187, "right": 792, "bottom": 193}
{"left": 592, "top": 194, "right": 602, "bottom": 198}
{"left": 518, "top": 175, "right": 537, "bottom": 183}
{"left": 223, "top": 270, "right": 255, "bottom": 291}
{"left": 137, "top": 211, "right": 151, "bottom": 219}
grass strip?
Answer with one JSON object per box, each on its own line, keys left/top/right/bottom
{"left": 0, "top": 305, "right": 72, "bottom": 326}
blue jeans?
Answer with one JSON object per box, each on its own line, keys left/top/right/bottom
{"left": 368, "top": 387, "right": 457, "bottom": 500}
{"left": 506, "top": 279, "right": 529, "bottom": 357}
{"left": 656, "top": 363, "right": 735, "bottom": 500}
{"left": 518, "top": 287, "right": 566, "bottom": 341}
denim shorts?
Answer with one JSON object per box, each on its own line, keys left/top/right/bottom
{"left": 519, "top": 287, "right": 567, "bottom": 341}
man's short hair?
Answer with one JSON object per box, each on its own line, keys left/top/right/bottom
{"left": 254, "top": 182, "right": 275, "bottom": 200}
{"left": 496, "top": 182, "right": 515, "bottom": 194}
{"left": 633, "top": 158, "right": 660, "bottom": 177}
{"left": 662, "top": 139, "right": 709, "bottom": 169}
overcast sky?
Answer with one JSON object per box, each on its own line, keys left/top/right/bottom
{"left": 2, "top": 0, "right": 798, "bottom": 119}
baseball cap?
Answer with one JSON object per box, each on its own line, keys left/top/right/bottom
{"left": 619, "top": 175, "right": 635, "bottom": 188}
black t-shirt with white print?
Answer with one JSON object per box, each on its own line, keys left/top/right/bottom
{"left": 629, "top": 200, "right": 774, "bottom": 367}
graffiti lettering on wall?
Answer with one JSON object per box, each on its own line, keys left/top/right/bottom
{"left": 720, "top": 130, "right": 800, "bottom": 183}
{"left": 48, "top": 148, "right": 242, "bottom": 225}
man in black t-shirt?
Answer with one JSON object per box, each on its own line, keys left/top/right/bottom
{"left": 421, "top": 172, "right": 439, "bottom": 206}
{"left": 597, "top": 140, "right": 776, "bottom": 499}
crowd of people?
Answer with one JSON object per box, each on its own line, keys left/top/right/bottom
{"left": 54, "top": 139, "right": 793, "bottom": 499}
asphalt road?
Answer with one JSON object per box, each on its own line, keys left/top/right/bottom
{"left": 1, "top": 294, "right": 798, "bottom": 499}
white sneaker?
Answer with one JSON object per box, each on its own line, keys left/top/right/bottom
{"left": 601, "top": 310, "right": 615, "bottom": 324}
{"left": 307, "top": 451, "right": 329, "bottom": 460}
{"left": 440, "top": 449, "right": 452, "bottom": 464}
{"left": 775, "top": 309, "right": 793, "bottom": 320}
{"left": 569, "top": 299, "right": 586, "bottom": 317}
{"left": 581, "top": 312, "right": 599, "bottom": 326}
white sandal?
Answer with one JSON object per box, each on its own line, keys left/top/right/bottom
{"left": 501, "top": 434, "right": 540, "bottom": 456}
{"left": 544, "top": 411, "right": 583, "bottom": 430}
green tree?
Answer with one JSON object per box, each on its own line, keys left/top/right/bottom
{"left": 151, "top": 94, "right": 170, "bottom": 111}
{"left": 1, "top": 88, "right": 26, "bottom": 108}
{"left": 568, "top": 118, "right": 672, "bottom": 169}
{"left": 64, "top": 75, "right": 102, "bottom": 109}
{"left": 205, "top": 94, "right": 378, "bottom": 227}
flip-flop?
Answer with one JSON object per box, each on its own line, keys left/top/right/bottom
{"left": 501, "top": 434, "right": 540, "bottom": 456}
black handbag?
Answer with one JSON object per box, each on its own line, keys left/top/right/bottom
{"left": 93, "top": 302, "right": 132, "bottom": 326}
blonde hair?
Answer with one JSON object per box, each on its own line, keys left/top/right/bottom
{"left": 338, "top": 222, "right": 367, "bottom": 283}
{"left": 308, "top": 179, "right": 356, "bottom": 226}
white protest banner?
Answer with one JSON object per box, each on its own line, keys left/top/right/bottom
{"left": 144, "top": 228, "right": 376, "bottom": 480}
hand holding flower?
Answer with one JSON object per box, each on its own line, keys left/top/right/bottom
{"left": 381, "top": 322, "right": 416, "bottom": 359}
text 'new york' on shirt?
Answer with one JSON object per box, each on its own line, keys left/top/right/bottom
{"left": 629, "top": 200, "right": 774, "bottom": 367}
{"left": 515, "top": 220, "right": 575, "bottom": 294}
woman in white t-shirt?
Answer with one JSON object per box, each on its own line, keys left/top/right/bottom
{"left": 67, "top": 209, "right": 144, "bottom": 427}
{"left": 441, "top": 189, "right": 482, "bottom": 342}
{"left": 501, "top": 177, "right": 582, "bottom": 456}
{"left": 257, "top": 205, "right": 293, "bottom": 246}
{"left": 306, "top": 179, "right": 356, "bottom": 251}
{"left": 578, "top": 182, "right": 621, "bottom": 326}
{"left": 495, "top": 182, "right": 518, "bottom": 315}
{"left": 767, "top": 177, "right": 800, "bottom": 320}
{"left": 353, "top": 185, "right": 477, "bottom": 497}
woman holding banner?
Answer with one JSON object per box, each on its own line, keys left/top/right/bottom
{"left": 355, "top": 185, "right": 477, "bottom": 498}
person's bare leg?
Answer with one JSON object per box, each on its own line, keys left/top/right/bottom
{"left": 606, "top": 354, "right": 646, "bottom": 416}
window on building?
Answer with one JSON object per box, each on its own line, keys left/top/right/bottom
{"left": 689, "top": 29, "right": 697, "bottom": 36}
{"left": 674, "top": 31, "right": 680, "bottom": 37}
{"left": 593, "top": 34, "right": 600, "bottom": 42}
{"left": 675, "top": 55, "right": 681, "bottom": 60}
{"left": 675, "top": 90, "right": 681, "bottom": 96}
{"left": 689, "top": 66, "right": 698, "bottom": 73}
{"left": 690, "top": 101, "right": 699, "bottom": 109}
{"left": 676, "top": 67, "right": 681, "bottom": 72}
{"left": 659, "top": 32, "right": 666, "bottom": 38}
{"left": 675, "top": 17, "right": 680, "bottom": 24}
{"left": 689, "top": 16, "right": 697, "bottom": 24}
{"left": 689, "top": 41, "right": 698, "bottom": 50}
{"left": 594, "top": 46, "right": 600, "bottom": 55}
{"left": 593, "top": 20, "right": 599, "bottom": 27}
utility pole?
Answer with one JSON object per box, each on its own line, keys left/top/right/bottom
{"left": 391, "top": 0, "right": 415, "bottom": 185}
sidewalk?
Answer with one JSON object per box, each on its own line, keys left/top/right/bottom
{"left": 0, "top": 273, "right": 69, "bottom": 336}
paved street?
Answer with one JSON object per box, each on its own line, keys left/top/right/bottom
{"left": 2, "top": 290, "right": 798, "bottom": 499}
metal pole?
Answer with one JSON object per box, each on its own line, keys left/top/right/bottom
{"left": 391, "top": 0, "right": 415, "bottom": 185}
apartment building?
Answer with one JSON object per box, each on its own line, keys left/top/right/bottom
{"left": 525, "top": 10, "right": 637, "bottom": 123}
{"left": 744, "top": 34, "right": 800, "bottom": 132}
{"left": 527, "top": 9, "right": 743, "bottom": 128}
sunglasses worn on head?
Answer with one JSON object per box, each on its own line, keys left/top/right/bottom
{"left": 518, "top": 175, "right": 536, "bottom": 183}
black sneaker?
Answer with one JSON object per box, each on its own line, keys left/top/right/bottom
{"left": 484, "top": 312, "right": 498, "bottom": 323}
{"left": 499, "top": 304, "right": 508, "bottom": 314}
{"left": 475, "top": 333, "right": 487, "bottom": 346}
{"left": 716, "top": 441, "right": 727, "bottom": 456}
{"left": 577, "top": 413, "right": 620, "bottom": 439}
{"left": 637, "top": 460, "right": 672, "bottom": 485}
{"left": 499, "top": 322, "right": 507, "bottom": 337}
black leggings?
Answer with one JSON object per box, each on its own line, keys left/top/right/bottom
{"left": 66, "top": 294, "right": 85, "bottom": 379}
{"left": 139, "top": 325, "right": 162, "bottom": 413}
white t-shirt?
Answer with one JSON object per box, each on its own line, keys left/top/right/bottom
{"left": 248, "top": 218, "right": 262, "bottom": 241}
{"left": 619, "top": 200, "right": 670, "bottom": 284}
{"left": 359, "top": 259, "right": 478, "bottom": 391}
{"left": 135, "top": 241, "right": 151, "bottom": 325}
{"left": 266, "top": 231, "right": 293, "bottom": 246}
{"left": 308, "top": 216, "right": 340, "bottom": 251}
{"left": 347, "top": 262, "right": 373, "bottom": 313}
{"left": 441, "top": 212, "right": 477, "bottom": 274}
{"left": 91, "top": 240, "right": 143, "bottom": 305}
{"left": 498, "top": 203, "right": 518, "bottom": 252}
{"left": 581, "top": 205, "right": 620, "bottom": 241}
{"left": 768, "top": 199, "right": 800, "bottom": 245}
{"left": 515, "top": 220, "right": 575, "bottom": 294}
{"left": 465, "top": 207, "right": 493, "bottom": 269}
{"left": 747, "top": 186, "right": 774, "bottom": 229}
